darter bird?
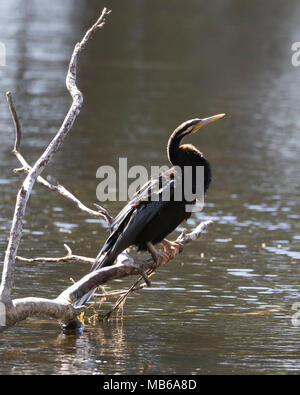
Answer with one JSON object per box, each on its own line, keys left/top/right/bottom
{"left": 76, "top": 114, "right": 225, "bottom": 306}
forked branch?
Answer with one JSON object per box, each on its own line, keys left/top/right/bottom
{"left": 0, "top": 7, "right": 112, "bottom": 329}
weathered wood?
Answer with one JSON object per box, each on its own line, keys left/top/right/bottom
{"left": 0, "top": 7, "right": 111, "bottom": 328}
{"left": 0, "top": 220, "right": 212, "bottom": 330}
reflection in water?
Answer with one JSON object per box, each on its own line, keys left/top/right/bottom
{"left": 0, "top": 0, "right": 300, "bottom": 374}
{"left": 53, "top": 321, "right": 129, "bottom": 375}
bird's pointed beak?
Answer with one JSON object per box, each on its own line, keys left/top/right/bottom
{"left": 193, "top": 113, "right": 225, "bottom": 132}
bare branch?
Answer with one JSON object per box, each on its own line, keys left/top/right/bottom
{"left": 177, "top": 220, "right": 213, "bottom": 245}
{"left": 4, "top": 297, "right": 85, "bottom": 329}
{"left": 100, "top": 220, "right": 214, "bottom": 320}
{"left": 0, "top": 220, "right": 212, "bottom": 331}
{"left": 58, "top": 220, "right": 213, "bottom": 306}
{"left": 6, "top": 91, "right": 22, "bottom": 152}
{"left": 16, "top": 244, "right": 94, "bottom": 265}
{"left": 18, "top": 163, "right": 109, "bottom": 220}
{"left": 94, "top": 204, "right": 114, "bottom": 226}
{"left": 8, "top": 92, "right": 110, "bottom": 222}
{"left": 94, "top": 284, "right": 146, "bottom": 299}
{"left": 0, "top": 7, "right": 111, "bottom": 302}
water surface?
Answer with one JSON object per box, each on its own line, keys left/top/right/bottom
{"left": 0, "top": 0, "right": 300, "bottom": 375}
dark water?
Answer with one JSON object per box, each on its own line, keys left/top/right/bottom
{"left": 0, "top": 0, "right": 300, "bottom": 374}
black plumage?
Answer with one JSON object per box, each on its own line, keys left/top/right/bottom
{"left": 76, "top": 114, "right": 224, "bottom": 306}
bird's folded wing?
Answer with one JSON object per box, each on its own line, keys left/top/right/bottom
{"left": 111, "top": 174, "right": 175, "bottom": 231}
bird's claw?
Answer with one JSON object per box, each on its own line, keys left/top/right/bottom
{"left": 146, "top": 241, "right": 170, "bottom": 271}
{"left": 160, "top": 239, "right": 183, "bottom": 258}
{"left": 151, "top": 251, "right": 169, "bottom": 268}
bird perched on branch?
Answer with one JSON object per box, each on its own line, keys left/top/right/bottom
{"left": 76, "top": 114, "right": 225, "bottom": 306}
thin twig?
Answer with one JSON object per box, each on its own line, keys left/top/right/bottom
{"left": 16, "top": 244, "right": 94, "bottom": 265}
{"left": 6, "top": 91, "right": 21, "bottom": 152}
{"left": 94, "top": 204, "right": 114, "bottom": 226}
{"left": 94, "top": 283, "right": 146, "bottom": 299}
{"left": 7, "top": 93, "right": 110, "bottom": 222}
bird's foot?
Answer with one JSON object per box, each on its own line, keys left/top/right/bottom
{"left": 146, "top": 241, "right": 169, "bottom": 268}
{"left": 152, "top": 251, "right": 170, "bottom": 267}
{"left": 160, "top": 239, "right": 184, "bottom": 259}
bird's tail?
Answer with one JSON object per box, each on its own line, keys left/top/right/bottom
{"left": 75, "top": 218, "right": 127, "bottom": 307}
{"left": 74, "top": 251, "right": 114, "bottom": 307}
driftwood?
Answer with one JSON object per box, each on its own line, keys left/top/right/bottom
{"left": 0, "top": 8, "right": 212, "bottom": 332}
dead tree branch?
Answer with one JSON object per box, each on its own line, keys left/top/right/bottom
{"left": 16, "top": 244, "right": 94, "bottom": 265}
{"left": 12, "top": 156, "right": 110, "bottom": 221}
{"left": 50, "top": 221, "right": 213, "bottom": 320}
{"left": 0, "top": 7, "right": 111, "bottom": 329}
{"left": 2, "top": 218, "right": 212, "bottom": 330}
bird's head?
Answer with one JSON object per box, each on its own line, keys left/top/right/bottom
{"left": 167, "top": 113, "right": 225, "bottom": 166}
{"left": 173, "top": 113, "right": 226, "bottom": 140}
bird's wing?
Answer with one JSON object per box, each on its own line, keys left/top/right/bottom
{"left": 109, "top": 179, "right": 152, "bottom": 232}
{"left": 98, "top": 173, "right": 176, "bottom": 262}
{"left": 77, "top": 173, "right": 176, "bottom": 305}
{"left": 111, "top": 173, "right": 173, "bottom": 231}
{"left": 109, "top": 199, "right": 168, "bottom": 258}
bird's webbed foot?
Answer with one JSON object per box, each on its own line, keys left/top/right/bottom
{"left": 160, "top": 239, "right": 184, "bottom": 259}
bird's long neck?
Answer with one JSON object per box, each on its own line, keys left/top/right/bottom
{"left": 167, "top": 132, "right": 183, "bottom": 166}
{"left": 167, "top": 133, "right": 212, "bottom": 193}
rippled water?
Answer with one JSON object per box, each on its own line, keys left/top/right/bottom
{"left": 0, "top": 0, "right": 300, "bottom": 374}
